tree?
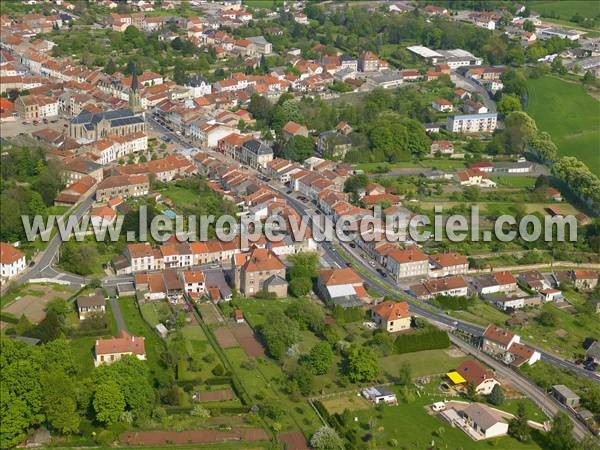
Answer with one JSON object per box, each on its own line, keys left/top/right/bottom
{"left": 508, "top": 402, "right": 530, "bottom": 442}
{"left": 41, "top": 370, "right": 79, "bottom": 434}
{"left": 60, "top": 242, "right": 98, "bottom": 275}
{"left": 503, "top": 111, "right": 537, "bottom": 153}
{"left": 283, "top": 135, "right": 314, "bottom": 162}
{"left": 466, "top": 382, "right": 478, "bottom": 401}
{"left": 497, "top": 94, "right": 522, "bottom": 117}
{"left": 344, "top": 174, "right": 369, "bottom": 195}
{"left": 538, "top": 309, "right": 558, "bottom": 327}
{"left": 308, "top": 342, "right": 333, "bottom": 375}
{"left": 523, "top": 20, "right": 535, "bottom": 32}
{"left": 93, "top": 380, "right": 125, "bottom": 425}
{"left": 347, "top": 346, "right": 379, "bottom": 383}
{"left": 289, "top": 277, "right": 312, "bottom": 297}
{"left": 173, "top": 60, "right": 186, "bottom": 85}
{"left": 104, "top": 58, "right": 117, "bottom": 74}
{"left": 547, "top": 412, "right": 578, "bottom": 450}
{"left": 288, "top": 252, "right": 319, "bottom": 279}
{"left": 310, "top": 426, "right": 343, "bottom": 450}
{"left": 488, "top": 384, "right": 505, "bottom": 405}
{"left": 28, "top": 192, "right": 46, "bottom": 217}
{"left": 397, "top": 362, "right": 412, "bottom": 386}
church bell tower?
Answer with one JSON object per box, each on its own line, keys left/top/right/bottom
{"left": 129, "top": 63, "right": 142, "bottom": 114}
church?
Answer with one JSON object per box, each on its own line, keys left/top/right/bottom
{"left": 68, "top": 65, "right": 146, "bottom": 142}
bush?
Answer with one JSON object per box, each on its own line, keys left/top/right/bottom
{"left": 394, "top": 328, "right": 450, "bottom": 354}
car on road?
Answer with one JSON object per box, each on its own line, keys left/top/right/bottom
{"left": 349, "top": 243, "right": 356, "bottom": 248}
{"left": 29, "top": 261, "right": 35, "bottom": 267}
{"left": 161, "top": 135, "right": 171, "bottom": 142}
{"left": 209, "top": 264, "right": 219, "bottom": 269}
{"left": 286, "top": 190, "right": 293, "bottom": 194}
{"left": 369, "top": 260, "right": 376, "bottom": 267}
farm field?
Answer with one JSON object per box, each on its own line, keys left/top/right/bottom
{"left": 530, "top": 1, "right": 600, "bottom": 22}
{"left": 526, "top": 76, "right": 600, "bottom": 175}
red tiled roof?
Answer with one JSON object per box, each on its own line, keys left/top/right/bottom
{"left": 0, "top": 243, "right": 25, "bottom": 265}
{"left": 95, "top": 330, "right": 145, "bottom": 356}
{"left": 372, "top": 301, "right": 410, "bottom": 321}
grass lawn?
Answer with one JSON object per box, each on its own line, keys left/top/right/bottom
{"left": 320, "top": 395, "right": 371, "bottom": 415}
{"left": 350, "top": 381, "right": 543, "bottom": 449}
{"left": 118, "top": 296, "right": 171, "bottom": 385}
{"left": 526, "top": 76, "right": 600, "bottom": 175}
{"left": 490, "top": 176, "right": 537, "bottom": 189}
{"left": 378, "top": 348, "right": 469, "bottom": 379}
{"left": 529, "top": 1, "right": 600, "bottom": 22}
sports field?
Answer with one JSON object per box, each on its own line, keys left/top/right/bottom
{"left": 526, "top": 76, "right": 600, "bottom": 175}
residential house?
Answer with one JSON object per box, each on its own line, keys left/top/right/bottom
{"left": 362, "top": 386, "right": 397, "bottom": 405}
{"left": 430, "top": 140, "right": 454, "bottom": 156}
{"left": 281, "top": 120, "right": 309, "bottom": 140}
{"left": 482, "top": 324, "right": 520, "bottom": 356}
{"left": 96, "top": 174, "right": 149, "bottom": 202}
{"left": 432, "top": 98, "right": 453, "bottom": 112}
{"left": 429, "top": 252, "right": 469, "bottom": 277}
{"left": 232, "top": 247, "right": 287, "bottom": 297}
{"left": 385, "top": 247, "right": 429, "bottom": 280}
{"left": 76, "top": 293, "right": 106, "bottom": 320}
{"left": 459, "top": 404, "right": 509, "bottom": 439}
{"left": 94, "top": 330, "right": 146, "bottom": 366}
{"left": 240, "top": 139, "right": 273, "bottom": 169}
{"left": 371, "top": 301, "right": 411, "bottom": 333}
{"left": 455, "top": 359, "right": 500, "bottom": 395}
{"left": 410, "top": 275, "right": 469, "bottom": 300}
{"left": 0, "top": 243, "right": 26, "bottom": 282}
{"left": 316, "top": 267, "right": 368, "bottom": 308}
{"left": 15, "top": 94, "right": 58, "bottom": 119}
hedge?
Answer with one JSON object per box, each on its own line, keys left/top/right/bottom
{"left": 205, "top": 376, "right": 234, "bottom": 385}
{"left": 394, "top": 328, "right": 450, "bottom": 354}
{"left": 332, "top": 306, "right": 365, "bottom": 323}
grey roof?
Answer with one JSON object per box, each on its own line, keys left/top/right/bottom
{"left": 461, "top": 404, "right": 503, "bottom": 431}
{"left": 552, "top": 384, "right": 580, "bottom": 400}
{"left": 340, "top": 54, "right": 357, "bottom": 62}
{"left": 186, "top": 74, "right": 210, "bottom": 86}
{"left": 331, "top": 294, "right": 363, "bottom": 308}
{"left": 110, "top": 115, "right": 145, "bottom": 128}
{"left": 248, "top": 36, "right": 269, "bottom": 46}
{"left": 9, "top": 335, "right": 41, "bottom": 345}
{"left": 493, "top": 161, "right": 532, "bottom": 170}
{"left": 204, "top": 269, "right": 232, "bottom": 299}
{"left": 264, "top": 274, "right": 288, "bottom": 287}
{"left": 243, "top": 139, "right": 272, "bottom": 156}
{"left": 71, "top": 108, "right": 135, "bottom": 124}
{"left": 130, "top": 63, "right": 139, "bottom": 91}
{"left": 76, "top": 294, "right": 105, "bottom": 309}
{"left": 587, "top": 341, "right": 600, "bottom": 360}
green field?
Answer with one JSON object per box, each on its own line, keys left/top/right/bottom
{"left": 350, "top": 381, "right": 544, "bottom": 450}
{"left": 526, "top": 76, "right": 600, "bottom": 175}
{"left": 378, "top": 348, "right": 468, "bottom": 379}
{"left": 530, "top": 1, "right": 600, "bottom": 23}
{"left": 490, "top": 176, "right": 537, "bottom": 189}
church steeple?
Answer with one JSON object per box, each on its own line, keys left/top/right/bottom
{"left": 129, "top": 63, "right": 142, "bottom": 113}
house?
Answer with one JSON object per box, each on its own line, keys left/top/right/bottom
{"left": 505, "top": 342, "right": 541, "bottom": 367}
{"left": 455, "top": 88, "right": 471, "bottom": 100}
{"left": 428, "top": 252, "right": 469, "bottom": 277}
{"left": 463, "top": 100, "right": 488, "bottom": 114}
{"left": 546, "top": 187, "right": 563, "bottom": 202}
{"left": 430, "top": 140, "right": 454, "bottom": 156}
{"left": 447, "top": 113, "right": 498, "bottom": 133}
{"left": 281, "top": 120, "right": 309, "bottom": 140}
{"left": 456, "top": 169, "right": 496, "bottom": 188}
{"left": 476, "top": 271, "right": 517, "bottom": 295}
{"left": 362, "top": 386, "right": 397, "bottom": 405}
{"left": 586, "top": 341, "right": 600, "bottom": 364}
{"left": 552, "top": 385, "right": 580, "bottom": 408}
{"left": 385, "top": 247, "right": 429, "bottom": 280}
{"left": 90, "top": 206, "right": 117, "bottom": 227}
{"left": 96, "top": 174, "right": 149, "bottom": 202}
{"left": 232, "top": 247, "right": 287, "bottom": 297}
{"left": 0, "top": 243, "right": 26, "bottom": 282}
{"left": 455, "top": 359, "right": 499, "bottom": 395}
{"left": 181, "top": 270, "right": 205, "bottom": 297}
{"left": 410, "top": 275, "right": 469, "bottom": 300}
{"left": 539, "top": 288, "right": 562, "bottom": 302}
{"left": 294, "top": 12, "right": 308, "bottom": 25}
{"left": 482, "top": 324, "right": 519, "bottom": 356}
{"left": 432, "top": 98, "right": 453, "bottom": 112}
{"left": 518, "top": 270, "right": 548, "bottom": 291}
{"left": 240, "top": 139, "right": 273, "bottom": 169}
{"left": 15, "top": 94, "right": 59, "bottom": 119}
{"left": 94, "top": 330, "right": 146, "bottom": 366}
{"left": 371, "top": 301, "right": 411, "bottom": 333}
{"left": 460, "top": 404, "right": 509, "bottom": 439}
{"left": 571, "top": 270, "right": 598, "bottom": 290}
{"left": 76, "top": 293, "right": 106, "bottom": 320}
{"left": 316, "top": 267, "right": 368, "bottom": 308}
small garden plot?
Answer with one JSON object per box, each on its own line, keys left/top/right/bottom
{"left": 214, "top": 326, "right": 239, "bottom": 348}
{"left": 2, "top": 284, "right": 74, "bottom": 323}
{"left": 321, "top": 394, "right": 372, "bottom": 415}
{"left": 139, "top": 301, "right": 172, "bottom": 327}
{"left": 170, "top": 324, "right": 219, "bottom": 381}
{"left": 196, "top": 388, "right": 236, "bottom": 402}
{"left": 230, "top": 322, "right": 265, "bottom": 358}
{"left": 198, "top": 302, "right": 222, "bottom": 325}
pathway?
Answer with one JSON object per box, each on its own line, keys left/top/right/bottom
{"left": 110, "top": 297, "right": 128, "bottom": 332}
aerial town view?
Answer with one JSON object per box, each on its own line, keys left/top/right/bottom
{"left": 0, "top": 0, "right": 599, "bottom": 449}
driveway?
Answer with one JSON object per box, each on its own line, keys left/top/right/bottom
{"left": 451, "top": 73, "right": 497, "bottom": 113}
{"left": 110, "top": 297, "right": 128, "bottom": 332}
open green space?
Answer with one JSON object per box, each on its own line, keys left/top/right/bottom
{"left": 118, "top": 296, "right": 171, "bottom": 385}
{"left": 530, "top": 1, "right": 600, "bottom": 23}
{"left": 378, "top": 348, "right": 469, "bottom": 379}
{"left": 349, "top": 381, "right": 544, "bottom": 449}
{"left": 490, "top": 176, "right": 537, "bottom": 189}
{"left": 526, "top": 76, "right": 600, "bottom": 175}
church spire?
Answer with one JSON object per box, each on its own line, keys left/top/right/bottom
{"left": 129, "top": 62, "right": 142, "bottom": 113}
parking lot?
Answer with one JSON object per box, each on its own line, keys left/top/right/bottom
{"left": 0, "top": 116, "right": 70, "bottom": 138}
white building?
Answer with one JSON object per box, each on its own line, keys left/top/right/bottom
{"left": 447, "top": 113, "right": 498, "bottom": 133}
{"left": 362, "top": 386, "right": 398, "bottom": 405}
{"left": 0, "top": 243, "right": 26, "bottom": 281}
